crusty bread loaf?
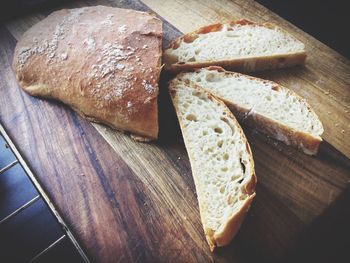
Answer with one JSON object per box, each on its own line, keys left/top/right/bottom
{"left": 13, "top": 6, "right": 162, "bottom": 141}
{"left": 163, "top": 19, "right": 306, "bottom": 73}
{"left": 177, "top": 66, "right": 324, "bottom": 155}
{"left": 169, "top": 79, "right": 256, "bottom": 251}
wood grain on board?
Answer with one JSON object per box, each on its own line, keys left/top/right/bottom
{"left": 0, "top": 0, "right": 349, "bottom": 262}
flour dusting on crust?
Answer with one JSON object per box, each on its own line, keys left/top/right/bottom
{"left": 17, "top": 8, "right": 88, "bottom": 67}
{"left": 14, "top": 6, "right": 162, "bottom": 140}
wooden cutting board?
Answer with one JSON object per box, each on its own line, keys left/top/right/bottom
{"left": 1, "top": 0, "right": 349, "bottom": 262}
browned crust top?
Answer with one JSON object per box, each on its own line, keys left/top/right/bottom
{"left": 13, "top": 6, "right": 163, "bottom": 140}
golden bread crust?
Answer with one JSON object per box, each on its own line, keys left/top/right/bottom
{"left": 13, "top": 6, "right": 163, "bottom": 140}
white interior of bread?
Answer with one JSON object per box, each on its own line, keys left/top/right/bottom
{"left": 166, "top": 24, "right": 305, "bottom": 63}
{"left": 170, "top": 82, "right": 253, "bottom": 233}
{"left": 181, "top": 69, "right": 323, "bottom": 137}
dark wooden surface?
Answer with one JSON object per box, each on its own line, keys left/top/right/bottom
{"left": 0, "top": 0, "right": 350, "bottom": 262}
{"left": 256, "top": 0, "right": 350, "bottom": 59}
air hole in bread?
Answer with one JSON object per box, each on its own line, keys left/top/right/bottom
{"left": 227, "top": 195, "right": 234, "bottom": 205}
{"left": 220, "top": 186, "right": 225, "bottom": 194}
{"left": 207, "top": 147, "right": 214, "bottom": 153}
{"left": 217, "top": 140, "right": 223, "bottom": 148}
{"left": 220, "top": 117, "right": 230, "bottom": 125}
{"left": 186, "top": 114, "right": 198, "bottom": 122}
{"left": 221, "top": 167, "right": 228, "bottom": 172}
{"left": 239, "top": 158, "right": 246, "bottom": 174}
{"left": 188, "top": 57, "right": 195, "bottom": 62}
{"left": 214, "top": 127, "right": 223, "bottom": 134}
{"left": 223, "top": 153, "right": 229, "bottom": 160}
{"left": 203, "top": 130, "right": 208, "bottom": 136}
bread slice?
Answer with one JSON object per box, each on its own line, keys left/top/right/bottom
{"left": 176, "top": 66, "right": 324, "bottom": 155}
{"left": 13, "top": 6, "right": 162, "bottom": 141}
{"left": 169, "top": 79, "right": 256, "bottom": 251}
{"left": 163, "top": 19, "right": 306, "bottom": 73}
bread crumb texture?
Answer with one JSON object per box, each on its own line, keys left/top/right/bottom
{"left": 165, "top": 22, "right": 304, "bottom": 63}
{"left": 181, "top": 68, "right": 323, "bottom": 137}
{"left": 170, "top": 82, "right": 254, "bottom": 233}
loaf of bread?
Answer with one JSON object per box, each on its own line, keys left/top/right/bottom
{"left": 163, "top": 19, "right": 306, "bottom": 73}
{"left": 13, "top": 6, "right": 162, "bottom": 141}
{"left": 169, "top": 79, "right": 256, "bottom": 251}
{"left": 176, "top": 67, "right": 324, "bottom": 154}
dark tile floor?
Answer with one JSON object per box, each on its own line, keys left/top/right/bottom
{"left": 0, "top": 130, "right": 86, "bottom": 263}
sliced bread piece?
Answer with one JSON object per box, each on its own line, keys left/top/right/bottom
{"left": 177, "top": 66, "right": 324, "bottom": 155}
{"left": 169, "top": 79, "right": 256, "bottom": 251}
{"left": 164, "top": 19, "right": 306, "bottom": 73}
